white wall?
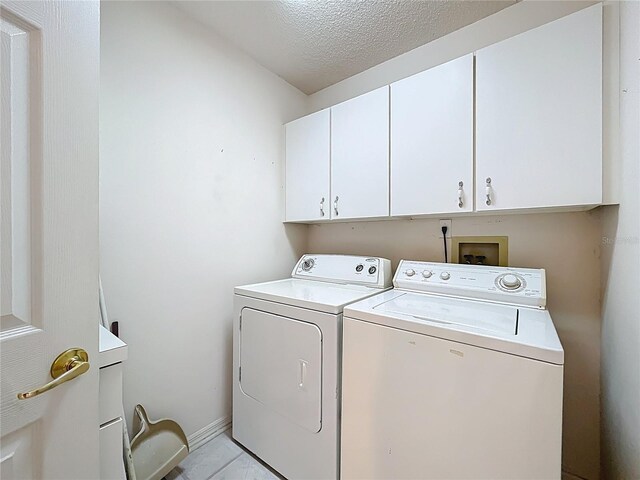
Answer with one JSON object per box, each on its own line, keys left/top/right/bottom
{"left": 100, "top": 1, "right": 308, "bottom": 439}
{"left": 601, "top": 2, "right": 640, "bottom": 478}
{"left": 306, "top": 3, "right": 609, "bottom": 478}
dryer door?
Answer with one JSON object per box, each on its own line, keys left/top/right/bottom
{"left": 239, "top": 308, "right": 323, "bottom": 433}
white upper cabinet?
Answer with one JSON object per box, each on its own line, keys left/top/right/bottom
{"left": 331, "top": 86, "right": 390, "bottom": 220}
{"left": 284, "top": 5, "right": 607, "bottom": 223}
{"left": 285, "top": 109, "right": 330, "bottom": 222}
{"left": 391, "top": 54, "right": 474, "bottom": 216}
{"left": 475, "top": 5, "right": 603, "bottom": 211}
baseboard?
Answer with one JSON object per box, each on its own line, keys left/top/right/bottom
{"left": 187, "top": 416, "right": 232, "bottom": 451}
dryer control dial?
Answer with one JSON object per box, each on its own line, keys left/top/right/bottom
{"left": 405, "top": 269, "right": 416, "bottom": 277}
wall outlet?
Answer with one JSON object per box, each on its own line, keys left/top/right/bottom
{"left": 439, "top": 219, "right": 452, "bottom": 238}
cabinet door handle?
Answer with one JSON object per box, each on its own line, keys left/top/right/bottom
{"left": 333, "top": 196, "right": 339, "bottom": 216}
{"left": 319, "top": 197, "right": 325, "bottom": 216}
{"left": 458, "top": 181, "right": 464, "bottom": 208}
{"left": 485, "top": 177, "right": 492, "bottom": 206}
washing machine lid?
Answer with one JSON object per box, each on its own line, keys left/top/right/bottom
{"left": 375, "top": 293, "right": 519, "bottom": 336}
{"left": 235, "top": 278, "right": 388, "bottom": 315}
{"left": 344, "top": 290, "right": 564, "bottom": 365}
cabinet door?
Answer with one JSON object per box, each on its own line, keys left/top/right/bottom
{"left": 391, "top": 55, "right": 473, "bottom": 216}
{"left": 331, "top": 86, "right": 389, "bottom": 220}
{"left": 285, "top": 109, "right": 330, "bottom": 222}
{"left": 476, "top": 5, "right": 602, "bottom": 211}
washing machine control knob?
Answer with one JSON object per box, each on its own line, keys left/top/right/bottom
{"left": 440, "top": 271, "right": 451, "bottom": 281}
{"left": 422, "top": 270, "right": 432, "bottom": 278}
{"left": 501, "top": 274, "right": 522, "bottom": 290}
{"left": 405, "top": 269, "right": 416, "bottom": 277}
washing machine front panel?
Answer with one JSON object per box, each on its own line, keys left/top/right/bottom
{"left": 240, "top": 308, "right": 322, "bottom": 433}
{"left": 341, "top": 317, "right": 564, "bottom": 480}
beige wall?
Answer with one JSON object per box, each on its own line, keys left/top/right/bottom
{"left": 601, "top": 2, "right": 640, "bottom": 478}
{"left": 308, "top": 212, "right": 602, "bottom": 479}
{"left": 99, "top": 1, "right": 308, "bottom": 440}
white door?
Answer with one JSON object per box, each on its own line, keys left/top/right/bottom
{"left": 285, "top": 109, "right": 330, "bottom": 222}
{"left": 239, "top": 308, "right": 322, "bottom": 433}
{"left": 391, "top": 54, "right": 474, "bottom": 216}
{"left": 476, "top": 5, "right": 602, "bottom": 211}
{"left": 1, "top": 1, "right": 100, "bottom": 478}
{"left": 331, "top": 86, "right": 389, "bottom": 220}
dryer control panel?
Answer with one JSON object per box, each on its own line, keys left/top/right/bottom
{"left": 292, "top": 254, "right": 392, "bottom": 289}
{"left": 394, "top": 260, "right": 546, "bottom": 308}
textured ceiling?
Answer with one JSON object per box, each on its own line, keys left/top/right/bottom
{"left": 172, "top": 1, "right": 516, "bottom": 95}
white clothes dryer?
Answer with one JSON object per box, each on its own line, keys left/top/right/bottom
{"left": 341, "top": 260, "right": 564, "bottom": 480}
{"left": 233, "top": 254, "right": 392, "bottom": 480}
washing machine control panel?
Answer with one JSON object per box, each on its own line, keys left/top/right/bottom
{"left": 394, "top": 260, "right": 546, "bottom": 308}
{"left": 292, "top": 254, "right": 392, "bottom": 289}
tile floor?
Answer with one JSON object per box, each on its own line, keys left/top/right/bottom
{"left": 165, "top": 429, "right": 283, "bottom": 480}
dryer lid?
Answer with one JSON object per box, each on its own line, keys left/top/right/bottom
{"left": 235, "top": 278, "right": 388, "bottom": 314}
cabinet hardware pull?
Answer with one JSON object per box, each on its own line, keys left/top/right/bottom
{"left": 458, "top": 181, "right": 464, "bottom": 208}
{"left": 320, "top": 197, "right": 325, "bottom": 216}
{"left": 485, "top": 177, "right": 492, "bottom": 206}
{"left": 334, "top": 196, "right": 339, "bottom": 216}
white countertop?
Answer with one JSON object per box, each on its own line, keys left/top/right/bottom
{"left": 99, "top": 325, "right": 128, "bottom": 368}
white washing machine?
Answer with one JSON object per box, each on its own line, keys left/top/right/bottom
{"left": 233, "top": 254, "right": 392, "bottom": 480}
{"left": 341, "top": 260, "right": 564, "bottom": 480}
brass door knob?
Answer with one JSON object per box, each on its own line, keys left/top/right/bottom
{"left": 17, "top": 348, "right": 90, "bottom": 400}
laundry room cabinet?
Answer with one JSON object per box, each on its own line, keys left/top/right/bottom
{"left": 285, "top": 87, "right": 390, "bottom": 222}
{"left": 98, "top": 325, "right": 128, "bottom": 480}
{"left": 285, "top": 109, "right": 331, "bottom": 222}
{"left": 284, "top": 5, "right": 608, "bottom": 223}
{"left": 475, "top": 4, "right": 603, "bottom": 212}
{"left": 391, "top": 54, "right": 474, "bottom": 216}
{"left": 331, "top": 86, "right": 390, "bottom": 220}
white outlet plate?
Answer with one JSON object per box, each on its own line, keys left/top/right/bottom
{"left": 439, "top": 219, "right": 452, "bottom": 238}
